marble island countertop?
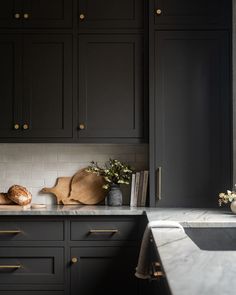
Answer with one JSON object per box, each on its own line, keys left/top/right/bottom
{"left": 0, "top": 206, "right": 236, "bottom": 295}
{"left": 146, "top": 208, "right": 236, "bottom": 295}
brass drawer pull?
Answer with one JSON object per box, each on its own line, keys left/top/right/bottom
{"left": 0, "top": 265, "right": 21, "bottom": 269}
{"left": 156, "top": 9, "right": 162, "bottom": 15}
{"left": 89, "top": 229, "right": 118, "bottom": 234}
{"left": 0, "top": 230, "right": 21, "bottom": 234}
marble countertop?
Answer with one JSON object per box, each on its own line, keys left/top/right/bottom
{"left": 0, "top": 205, "right": 235, "bottom": 295}
{"left": 145, "top": 208, "right": 236, "bottom": 295}
{"left": 0, "top": 205, "right": 146, "bottom": 215}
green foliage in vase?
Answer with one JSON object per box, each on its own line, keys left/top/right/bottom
{"left": 86, "top": 159, "right": 134, "bottom": 190}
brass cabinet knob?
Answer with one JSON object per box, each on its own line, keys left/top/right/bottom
{"left": 79, "top": 13, "right": 85, "bottom": 20}
{"left": 14, "top": 123, "right": 20, "bottom": 130}
{"left": 154, "top": 262, "right": 161, "bottom": 267}
{"left": 71, "top": 257, "right": 78, "bottom": 264}
{"left": 22, "top": 123, "right": 29, "bottom": 130}
{"left": 14, "top": 13, "right": 21, "bottom": 19}
{"left": 79, "top": 123, "right": 85, "bottom": 130}
{"left": 23, "top": 13, "right": 29, "bottom": 19}
{"left": 156, "top": 9, "right": 162, "bottom": 15}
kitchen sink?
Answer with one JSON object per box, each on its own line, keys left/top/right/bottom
{"left": 185, "top": 227, "right": 236, "bottom": 250}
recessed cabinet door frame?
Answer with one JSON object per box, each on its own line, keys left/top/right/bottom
{"left": 78, "top": 34, "right": 143, "bottom": 140}
{"left": 151, "top": 31, "right": 231, "bottom": 207}
{"left": 23, "top": 0, "right": 73, "bottom": 28}
{"left": 0, "top": 0, "right": 23, "bottom": 28}
{"left": 70, "top": 247, "right": 138, "bottom": 295}
{"left": 154, "top": 0, "right": 231, "bottom": 28}
{"left": 0, "top": 35, "right": 22, "bottom": 137}
{"left": 78, "top": 0, "right": 143, "bottom": 29}
{"left": 22, "top": 34, "right": 73, "bottom": 138}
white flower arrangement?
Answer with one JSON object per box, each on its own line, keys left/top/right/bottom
{"left": 218, "top": 187, "right": 236, "bottom": 206}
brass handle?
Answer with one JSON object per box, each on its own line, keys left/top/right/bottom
{"left": 156, "top": 9, "right": 162, "bottom": 15}
{"left": 0, "top": 265, "right": 21, "bottom": 269}
{"left": 23, "top": 13, "right": 29, "bottom": 19}
{"left": 153, "top": 271, "right": 164, "bottom": 278}
{"left": 0, "top": 230, "right": 21, "bottom": 234}
{"left": 14, "top": 13, "right": 21, "bottom": 19}
{"left": 22, "top": 123, "right": 29, "bottom": 130}
{"left": 89, "top": 229, "right": 118, "bottom": 234}
{"left": 14, "top": 124, "right": 20, "bottom": 130}
{"left": 154, "top": 262, "right": 161, "bottom": 267}
{"left": 79, "top": 13, "right": 85, "bottom": 20}
{"left": 71, "top": 257, "right": 78, "bottom": 264}
{"left": 157, "top": 167, "right": 162, "bottom": 200}
{"left": 79, "top": 123, "right": 85, "bottom": 130}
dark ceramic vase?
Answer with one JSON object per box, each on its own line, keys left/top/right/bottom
{"left": 107, "top": 184, "right": 122, "bottom": 206}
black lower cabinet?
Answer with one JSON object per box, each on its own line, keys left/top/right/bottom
{"left": 0, "top": 216, "right": 144, "bottom": 295}
{"left": 71, "top": 247, "right": 139, "bottom": 295}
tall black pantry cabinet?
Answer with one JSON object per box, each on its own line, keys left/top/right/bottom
{"left": 149, "top": 0, "right": 232, "bottom": 207}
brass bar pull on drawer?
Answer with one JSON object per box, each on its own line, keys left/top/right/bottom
{"left": 0, "top": 265, "right": 21, "bottom": 269}
{"left": 89, "top": 229, "right": 118, "bottom": 234}
{"left": 0, "top": 230, "right": 21, "bottom": 234}
{"left": 156, "top": 167, "right": 162, "bottom": 200}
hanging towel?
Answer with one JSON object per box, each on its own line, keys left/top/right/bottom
{"left": 135, "top": 221, "right": 184, "bottom": 279}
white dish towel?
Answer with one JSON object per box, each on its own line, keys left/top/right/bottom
{"left": 135, "top": 221, "right": 184, "bottom": 279}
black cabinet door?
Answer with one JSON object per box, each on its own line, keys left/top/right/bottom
{"left": 0, "top": 35, "right": 22, "bottom": 137}
{"left": 23, "top": 0, "right": 72, "bottom": 28}
{"left": 78, "top": 0, "right": 143, "bottom": 29}
{"left": 78, "top": 35, "right": 143, "bottom": 141}
{"left": 0, "top": 1, "right": 23, "bottom": 28}
{"left": 71, "top": 247, "right": 138, "bottom": 295}
{"left": 154, "top": 0, "right": 231, "bottom": 28}
{"left": 22, "top": 35, "right": 73, "bottom": 138}
{"left": 150, "top": 31, "right": 231, "bottom": 207}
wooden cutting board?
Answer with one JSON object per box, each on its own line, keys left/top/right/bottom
{"left": 68, "top": 169, "right": 107, "bottom": 205}
{"left": 41, "top": 177, "right": 72, "bottom": 204}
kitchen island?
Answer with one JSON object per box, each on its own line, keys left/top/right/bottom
{"left": 0, "top": 206, "right": 234, "bottom": 295}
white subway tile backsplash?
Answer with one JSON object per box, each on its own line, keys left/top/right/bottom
{"left": 0, "top": 143, "right": 148, "bottom": 205}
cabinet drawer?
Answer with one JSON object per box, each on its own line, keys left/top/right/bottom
{"left": 0, "top": 220, "right": 64, "bottom": 241}
{"left": 71, "top": 218, "right": 138, "bottom": 241}
{"left": 0, "top": 247, "right": 64, "bottom": 285}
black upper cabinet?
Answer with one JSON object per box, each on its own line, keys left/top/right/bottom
{"left": 0, "top": 0, "right": 72, "bottom": 28}
{"left": 154, "top": 0, "right": 231, "bottom": 29}
{"left": 22, "top": 35, "right": 73, "bottom": 138}
{"left": 151, "top": 31, "right": 231, "bottom": 207}
{"left": 0, "top": 35, "right": 22, "bottom": 137}
{"left": 22, "top": 0, "right": 73, "bottom": 28}
{"left": 0, "top": 34, "right": 73, "bottom": 140}
{"left": 78, "top": 35, "right": 144, "bottom": 141}
{"left": 78, "top": 0, "right": 143, "bottom": 29}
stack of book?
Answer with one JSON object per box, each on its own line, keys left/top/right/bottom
{"left": 130, "top": 171, "right": 149, "bottom": 207}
